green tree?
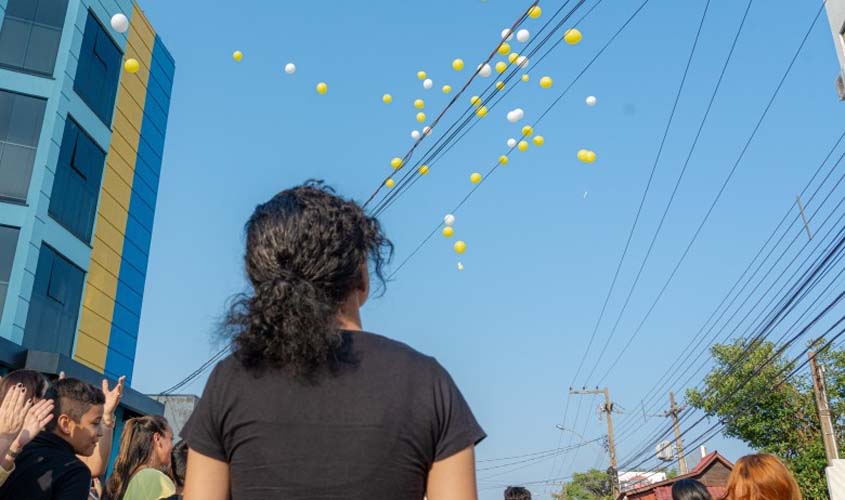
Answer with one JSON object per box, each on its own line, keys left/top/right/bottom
{"left": 686, "top": 338, "right": 845, "bottom": 500}
{"left": 552, "top": 469, "right": 613, "bottom": 500}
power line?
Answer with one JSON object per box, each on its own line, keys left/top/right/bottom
{"left": 591, "top": 2, "right": 827, "bottom": 386}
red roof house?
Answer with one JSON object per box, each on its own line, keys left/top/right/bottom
{"left": 618, "top": 452, "right": 734, "bottom": 500}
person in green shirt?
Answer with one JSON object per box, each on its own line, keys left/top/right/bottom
{"left": 103, "top": 415, "right": 175, "bottom": 500}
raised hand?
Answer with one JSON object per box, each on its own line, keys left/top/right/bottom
{"left": 0, "top": 385, "right": 31, "bottom": 440}
{"left": 15, "top": 399, "right": 54, "bottom": 449}
{"left": 102, "top": 376, "right": 125, "bottom": 422}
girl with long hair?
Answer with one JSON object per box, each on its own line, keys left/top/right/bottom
{"left": 724, "top": 454, "right": 802, "bottom": 500}
{"left": 103, "top": 415, "right": 174, "bottom": 500}
{"left": 182, "top": 181, "right": 485, "bottom": 500}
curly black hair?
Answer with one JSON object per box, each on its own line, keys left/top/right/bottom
{"left": 505, "top": 486, "right": 532, "bottom": 500}
{"left": 223, "top": 181, "right": 393, "bottom": 378}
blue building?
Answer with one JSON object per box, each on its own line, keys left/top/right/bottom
{"left": 0, "top": 0, "right": 174, "bottom": 425}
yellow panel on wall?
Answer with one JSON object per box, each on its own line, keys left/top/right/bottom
{"left": 74, "top": 3, "right": 156, "bottom": 371}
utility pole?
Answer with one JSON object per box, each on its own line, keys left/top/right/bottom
{"left": 571, "top": 387, "right": 619, "bottom": 498}
{"left": 810, "top": 352, "right": 839, "bottom": 464}
{"left": 809, "top": 352, "right": 845, "bottom": 500}
{"left": 665, "top": 392, "right": 688, "bottom": 475}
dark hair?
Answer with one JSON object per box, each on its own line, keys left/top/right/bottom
{"left": 170, "top": 440, "right": 188, "bottom": 488}
{"left": 0, "top": 369, "right": 49, "bottom": 401}
{"left": 505, "top": 486, "right": 532, "bottom": 500}
{"left": 44, "top": 378, "right": 105, "bottom": 431}
{"left": 223, "top": 181, "right": 393, "bottom": 378}
{"left": 672, "top": 479, "right": 712, "bottom": 500}
{"left": 104, "top": 415, "right": 171, "bottom": 500}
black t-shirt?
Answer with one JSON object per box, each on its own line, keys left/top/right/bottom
{"left": 182, "top": 331, "right": 485, "bottom": 500}
{"left": 0, "top": 432, "right": 92, "bottom": 500}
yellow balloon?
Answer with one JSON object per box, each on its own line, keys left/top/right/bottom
{"left": 419, "top": 165, "right": 430, "bottom": 175}
{"left": 414, "top": 99, "right": 425, "bottom": 109}
{"left": 232, "top": 50, "right": 243, "bottom": 62}
{"left": 391, "top": 157, "right": 404, "bottom": 170}
{"left": 498, "top": 42, "right": 511, "bottom": 56}
{"left": 495, "top": 61, "right": 508, "bottom": 74}
{"left": 564, "top": 28, "right": 583, "bottom": 45}
{"left": 316, "top": 82, "right": 328, "bottom": 94}
{"left": 124, "top": 58, "right": 140, "bottom": 73}
{"left": 442, "top": 226, "right": 455, "bottom": 238}
{"left": 509, "top": 52, "right": 519, "bottom": 64}
{"left": 521, "top": 74, "right": 529, "bottom": 82}
{"left": 476, "top": 106, "right": 488, "bottom": 118}
{"left": 470, "top": 95, "right": 481, "bottom": 107}
{"left": 470, "top": 172, "right": 482, "bottom": 184}
{"left": 383, "top": 94, "right": 392, "bottom": 104}
{"left": 539, "top": 76, "right": 553, "bottom": 89}
{"left": 533, "top": 135, "right": 545, "bottom": 146}
{"left": 586, "top": 150, "right": 597, "bottom": 163}
{"left": 416, "top": 112, "right": 426, "bottom": 123}
{"left": 386, "top": 178, "right": 395, "bottom": 188}
{"left": 522, "top": 125, "right": 534, "bottom": 137}
{"left": 518, "top": 140, "right": 529, "bottom": 152}
{"left": 454, "top": 240, "right": 467, "bottom": 254}
{"left": 577, "top": 149, "right": 589, "bottom": 162}
{"left": 495, "top": 81, "right": 505, "bottom": 91}
{"left": 452, "top": 58, "right": 465, "bottom": 71}
{"left": 528, "top": 6, "right": 542, "bottom": 18}
{"left": 417, "top": 70, "right": 427, "bottom": 80}
{"left": 442, "top": 85, "right": 452, "bottom": 94}
{"left": 499, "top": 155, "right": 509, "bottom": 165}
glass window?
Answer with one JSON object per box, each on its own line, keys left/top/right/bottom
{"left": 49, "top": 118, "right": 106, "bottom": 243}
{"left": 0, "top": 90, "right": 47, "bottom": 203}
{"left": 74, "top": 12, "right": 121, "bottom": 125}
{"left": 23, "top": 245, "right": 84, "bottom": 356}
{"left": 0, "top": 0, "right": 68, "bottom": 77}
{"left": 0, "top": 226, "right": 20, "bottom": 324}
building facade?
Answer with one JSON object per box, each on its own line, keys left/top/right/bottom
{"left": 618, "top": 452, "right": 734, "bottom": 500}
{"left": 0, "top": 0, "right": 174, "bottom": 420}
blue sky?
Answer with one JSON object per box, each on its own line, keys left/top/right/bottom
{"left": 130, "top": 0, "right": 842, "bottom": 497}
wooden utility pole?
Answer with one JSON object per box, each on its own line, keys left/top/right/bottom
{"left": 666, "top": 392, "right": 689, "bottom": 475}
{"left": 571, "top": 387, "right": 619, "bottom": 498}
{"left": 810, "top": 352, "right": 839, "bottom": 464}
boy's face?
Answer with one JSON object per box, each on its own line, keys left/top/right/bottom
{"left": 66, "top": 404, "right": 104, "bottom": 456}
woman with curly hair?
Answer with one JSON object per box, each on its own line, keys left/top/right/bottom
{"left": 182, "top": 181, "right": 485, "bottom": 500}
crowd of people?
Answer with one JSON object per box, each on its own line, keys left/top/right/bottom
{"left": 0, "top": 182, "right": 817, "bottom": 499}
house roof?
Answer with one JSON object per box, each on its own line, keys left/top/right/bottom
{"left": 617, "top": 451, "right": 734, "bottom": 500}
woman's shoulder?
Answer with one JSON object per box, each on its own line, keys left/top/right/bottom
{"left": 353, "top": 331, "right": 441, "bottom": 368}
{"left": 125, "top": 468, "right": 176, "bottom": 499}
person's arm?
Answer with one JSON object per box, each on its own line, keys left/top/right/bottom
{"left": 79, "top": 376, "right": 124, "bottom": 477}
{"left": 1, "top": 398, "right": 54, "bottom": 472}
{"left": 183, "top": 449, "right": 229, "bottom": 500}
{"left": 426, "top": 446, "right": 478, "bottom": 500}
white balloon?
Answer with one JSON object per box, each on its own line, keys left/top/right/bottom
{"left": 457, "top": 262, "right": 464, "bottom": 271}
{"left": 423, "top": 126, "right": 432, "bottom": 136}
{"left": 586, "top": 95, "right": 598, "bottom": 107}
{"left": 501, "top": 28, "right": 514, "bottom": 41}
{"left": 423, "top": 78, "right": 433, "bottom": 90}
{"left": 516, "top": 55, "right": 529, "bottom": 68}
{"left": 478, "top": 63, "right": 492, "bottom": 78}
{"left": 411, "top": 130, "right": 421, "bottom": 140}
{"left": 110, "top": 13, "right": 129, "bottom": 33}
{"left": 507, "top": 138, "right": 517, "bottom": 148}
{"left": 517, "top": 29, "right": 530, "bottom": 43}
{"left": 284, "top": 63, "right": 296, "bottom": 74}
{"left": 444, "top": 214, "right": 456, "bottom": 226}
{"left": 507, "top": 108, "right": 524, "bottom": 123}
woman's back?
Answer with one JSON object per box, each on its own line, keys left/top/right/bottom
{"left": 183, "top": 331, "right": 484, "bottom": 500}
